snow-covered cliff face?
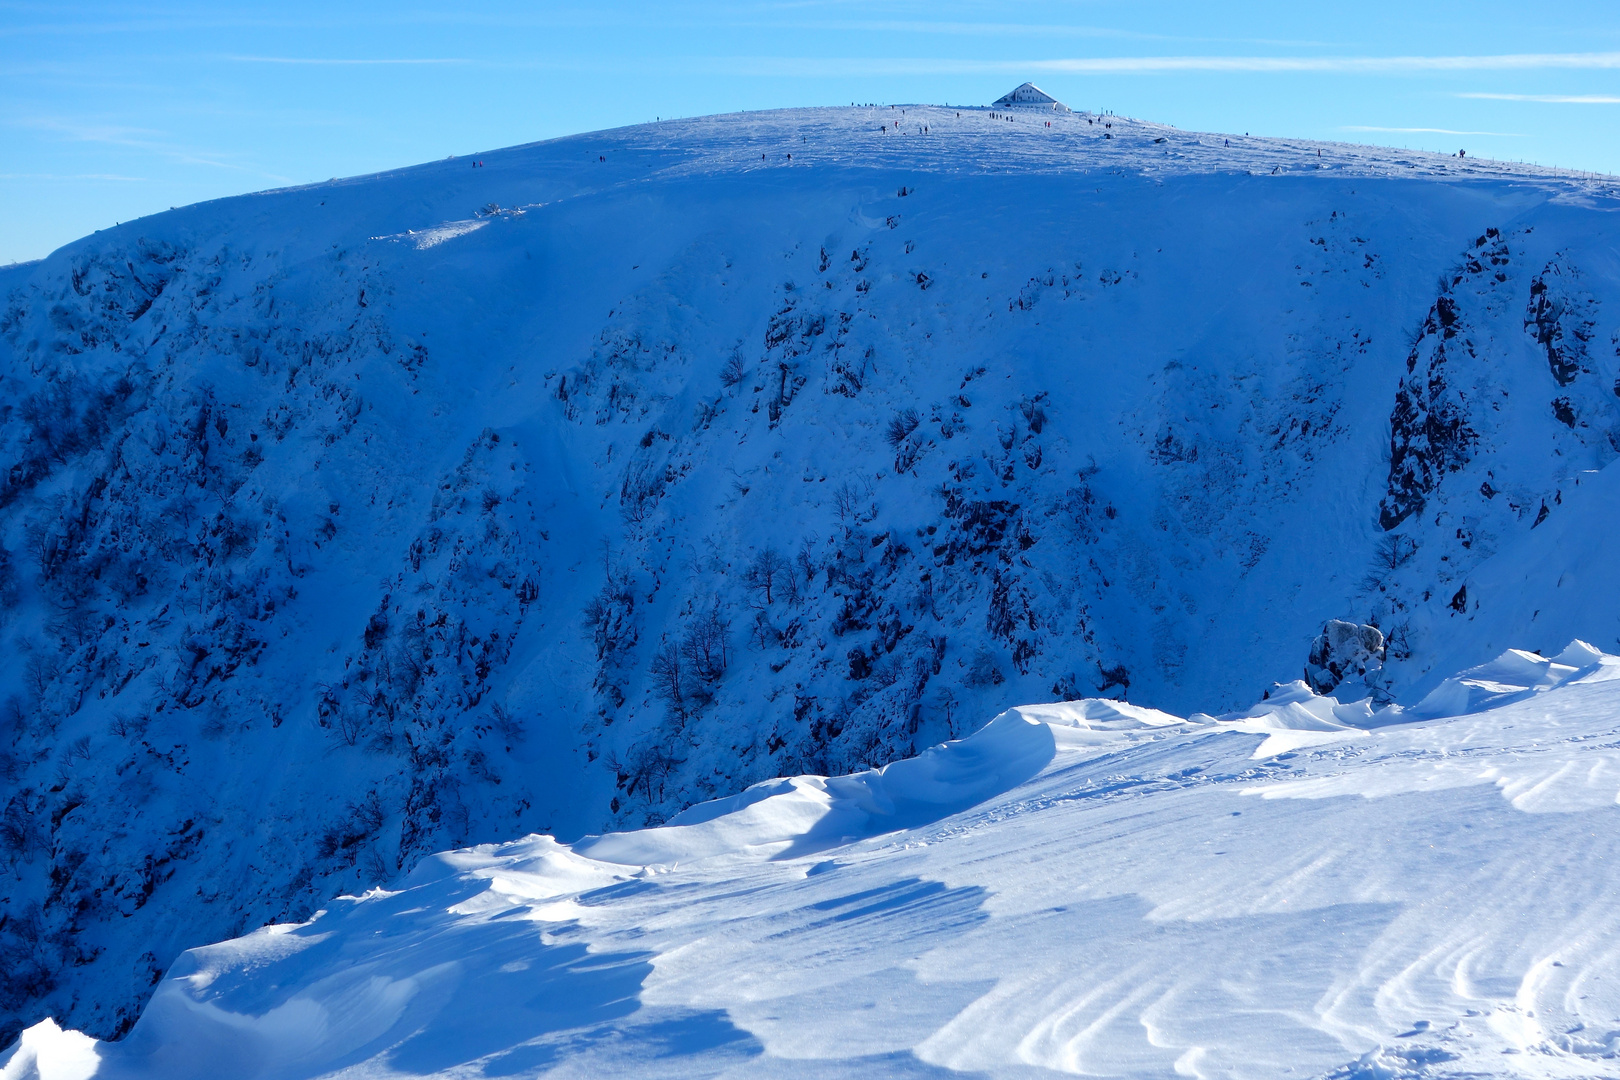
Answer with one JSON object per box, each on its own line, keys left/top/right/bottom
{"left": 2, "top": 105, "right": 1618, "bottom": 1045}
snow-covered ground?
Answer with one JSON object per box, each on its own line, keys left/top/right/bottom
{"left": 9, "top": 643, "right": 1620, "bottom": 1079}
{"left": 2, "top": 103, "right": 1619, "bottom": 1047}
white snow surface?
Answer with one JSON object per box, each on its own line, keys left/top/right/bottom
{"left": 4, "top": 104, "right": 1620, "bottom": 1044}
{"left": 9, "top": 643, "right": 1620, "bottom": 1079}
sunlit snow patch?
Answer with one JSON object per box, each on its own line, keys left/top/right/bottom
{"left": 1403, "top": 639, "right": 1608, "bottom": 719}
{"left": 0, "top": 1019, "right": 99, "bottom": 1080}
{"left": 575, "top": 705, "right": 1068, "bottom": 865}
{"left": 1245, "top": 640, "right": 1620, "bottom": 810}
{"left": 1209, "top": 681, "right": 1376, "bottom": 759}
{"left": 374, "top": 219, "right": 488, "bottom": 250}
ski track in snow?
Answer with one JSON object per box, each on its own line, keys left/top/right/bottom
{"left": 5, "top": 103, "right": 1620, "bottom": 1054}
{"left": 7, "top": 645, "right": 1620, "bottom": 1079}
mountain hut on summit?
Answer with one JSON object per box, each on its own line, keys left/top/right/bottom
{"left": 992, "top": 82, "right": 1071, "bottom": 112}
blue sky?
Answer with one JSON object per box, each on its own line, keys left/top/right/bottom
{"left": 5, "top": 0, "right": 1620, "bottom": 264}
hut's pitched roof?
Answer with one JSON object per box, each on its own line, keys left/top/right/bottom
{"left": 992, "top": 83, "right": 1070, "bottom": 111}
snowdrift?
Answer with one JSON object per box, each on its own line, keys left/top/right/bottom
{"left": 9, "top": 644, "right": 1620, "bottom": 1079}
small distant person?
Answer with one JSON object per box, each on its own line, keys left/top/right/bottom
{"left": 1459, "top": 149, "right": 1467, "bottom": 158}
{"left": 1225, "top": 139, "right": 1229, "bottom": 147}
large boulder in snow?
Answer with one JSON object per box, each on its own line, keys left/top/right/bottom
{"left": 1304, "top": 620, "right": 1386, "bottom": 696}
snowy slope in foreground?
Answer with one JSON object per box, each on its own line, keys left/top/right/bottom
{"left": 11, "top": 644, "right": 1620, "bottom": 1080}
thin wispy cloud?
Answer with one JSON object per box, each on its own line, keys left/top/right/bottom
{"left": 225, "top": 56, "right": 470, "bottom": 66}
{"left": 0, "top": 173, "right": 151, "bottom": 181}
{"left": 744, "top": 20, "right": 1330, "bottom": 48}
{"left": 1458, "top": 92, "right": 1620, "bottom": 103}
{"left": 13, "top": 117, "right": 295, "bottom": 182}
{"left": 0, "top": 11, "right": 424, "bottom": 39}
{"left": 708, "top": 51, "right": 1620, "bottom": 78}
{"left": 785, "top": 20, "right": 1168, "bottom": 40}
{"left": 1343, "top": 126, "right": 1526, "bottom": 136}
{"left": 0, "top": 9, "right": 642, "bottom": 37}
{"left": 12, "top": 117, "right": 169, "bottom": 143}
{"left": 1026, "top": 51, "right": 1620, "bottom": 74}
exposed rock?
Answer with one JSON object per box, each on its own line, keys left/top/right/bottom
{"left": 1304, "top": 620, "right": 1387, "bottom": 696}
{"left": 1525, "top": 257, "right": 1596, "bottom": 387}
{"left": 1378, "top": 289, "right": 1477, "bottom": 530}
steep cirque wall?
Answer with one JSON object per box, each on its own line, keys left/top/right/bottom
{"left": 1, "top": 106, "right": 1618, "bottom": 1043}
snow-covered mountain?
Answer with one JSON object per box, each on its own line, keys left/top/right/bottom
{"left": 9, "top": 642, "right": 1620, "bottom": 1078}
{"left": 2, "top": 103, "right": 1618, "bottom": 1048}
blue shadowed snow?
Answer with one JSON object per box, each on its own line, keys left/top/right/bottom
{"left": 12, "top": 649, "right": 1620, "bottom": 1076}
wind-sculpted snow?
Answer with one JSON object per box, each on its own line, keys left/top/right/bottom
{"left": 570, "top": 700, "right": 1137, "bottom": 865}
{"left": 9, "top": 645, "right": 1620, "bottom": 1079}
{"left": 3, "top": 104, "right": 1620, "bottom": 1044}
